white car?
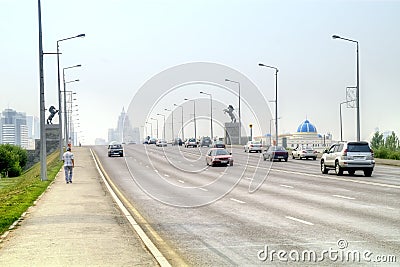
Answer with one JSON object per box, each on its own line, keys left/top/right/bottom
{"left": 244, "top": 141, "right": 263, "bottom": 153}
{"left": 292, "top": 146, "right": 317, "bottom": 160}
{"left": 156, "top": 139, "right": 167, "bottom": 147}
{"left": 185, "top": 138, "right": 197, "bottom": 148}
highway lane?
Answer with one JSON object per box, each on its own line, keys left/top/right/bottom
{"left": 92, "top": 144, "right": 400, "bottom": 265}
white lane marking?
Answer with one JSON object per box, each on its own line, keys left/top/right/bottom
{"left": 154, "top": 169, "right": 159, "bottom": 173}
{"left": 230, "top": 198, "right": 246, "bottom": 204}
{"left": 385, "top": 207, "right": 395, "bottom": 210}
{"left": 286, "top": 216, "right": 314, "bottom": 226}
{"left": 164, "top": 174, "right": 170, "bottom": 177}
{"left": 332, "top": 194, "right": 355, "bottom": 200}
{"left": 178, "top": 180, "right": 185, "bottom": 184}
{"left": 90, "top": 149, "right": 171, "bottom": 267}
{"left": 145, "top": 165, "right": 149, "bottom": 168}
{"left": 198, "top": 188, "right": 208, "bottom": 191}
{"left": 280, "top": 184, "right": 294, "bottom": 189}
{"left": 245, "top": 177, "right": 253, "bottom": 181}
{"left": 273, "top": 169, "right": 400, "bottom": 189}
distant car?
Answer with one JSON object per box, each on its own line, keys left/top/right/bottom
{"left": 148, "top": 138, "right": 157, "bottom": 144}
{"left": 156, "top": 139, "right": 168, "bottom": 147}
{"left": 244, "top": 141, "right": 263, "bottom": 153}
{"left": 173, "top": 138, "right": 183, "bottom": 146}
{"left": 320, "top": 141, "right": 375, "bottom": 176}
{"left": 212, "top": 141, "right": 226, "bottom": 148}
{"left": 185, "top": 138, "right": 197, "bottom": 148}
{"left": 206, "top": 148, "right": 233, "bottom": 166}
{"left": 263, "top": 146, "right": 288, "bottom": 161}
{"left": 108, "top": 142, "right": 124, "bottom": 157}
{"left": 200, "top": 137, "right": 212, "bottom": 147}
{"left": 292, "top": 146, "right": 318, "bottom": 160}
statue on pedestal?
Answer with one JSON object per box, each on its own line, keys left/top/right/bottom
{"left": 47, "top": 105, "right": 58, "bottom": 124}
{"left": 223, "top": 105, "right": 236, "bottom": 123}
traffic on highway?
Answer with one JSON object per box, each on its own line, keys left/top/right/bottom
{"left": 92, "top": 143, "right": 400, "bottom": 265}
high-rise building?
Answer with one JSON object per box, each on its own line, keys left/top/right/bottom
{"left": 0, "top": 108, "right": 28, "bottom": 148}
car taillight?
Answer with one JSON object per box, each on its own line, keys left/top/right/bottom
{"left": 370, "top": 148, "right": 374, "bottom": 157}
{"left": 314, "top": 151, "right": 317, "bottom": 154}
{"left": 250, "top": 145, "right": 253, "bottom": 147}
{"left": 342, "top": 149, "right": 347, "bottom": 157}
{"left": 302, "top": 150, "right": 306, "bottom": 153}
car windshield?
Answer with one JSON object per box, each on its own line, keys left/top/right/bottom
{"left": 347, "top": 144, "right": 370, "bottom": 152}
{"left": 189, "top": 138, "right": 196, "bottom": 142}
{"left": 111, "top": 144, "right": 121, "bottom": 148}
{"left": 215, "top": 150, "right": 229, "bottom": 155}
{"left": 271, "top": 146, "right": 285, "bottom": 151}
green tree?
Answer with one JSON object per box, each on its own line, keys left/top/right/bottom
{"left": 0, "top": 144, "right": 27, "bottom": 177}
{"left": 370, "top": 131, "right": 384, "bottom": 150}
{"left": 384, "top": 131, "right": 399, "bottom": 151}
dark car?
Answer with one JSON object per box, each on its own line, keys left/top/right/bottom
{"left": 206, "top": 148, "right": 233, "bottom": 166}
{"left": 213, "top": 141, "right": 226, "bottom": 148}
{"left": 108, "top": 142, "right": 124, "bottom": 157}
{"left": 263, "top": 146, "right": 288, "bottom": 161}
{"left": 200, "top": 137, "right": 212, "bottom": 147}
{"left": 148, "top": 138, "right": 157, "bottom": 144}
{"left": 173, "top": 138, "right": 183, "bottom": 146}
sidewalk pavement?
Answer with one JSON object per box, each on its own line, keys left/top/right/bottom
{"left": 0, "top": 146, "right": 157, "bottom": 266}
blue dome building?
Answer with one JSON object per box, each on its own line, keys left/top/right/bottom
{"left": 276, "top": 118, "right": 333, "bottom": 150}
{"left": 297, "top": 119, "right": 317, "bottom": 133}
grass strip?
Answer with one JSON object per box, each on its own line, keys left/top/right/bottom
{"left": 0, "top": 151, "right": 63, "bottom": 235}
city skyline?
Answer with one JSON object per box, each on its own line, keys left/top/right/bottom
{"left": 1, "top": 1, "right": 399, "bottom": 144}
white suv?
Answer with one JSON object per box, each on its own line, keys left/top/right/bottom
{"left": 320, "top": 141, "right": 375, "bottom": 177}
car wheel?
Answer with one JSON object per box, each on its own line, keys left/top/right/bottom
{"left": 364, "top": 169, "right": 373, "bottom": 177}
{"left": 120, "top": 153, "right": 123, "bottom": 157}
{"left": 348, "top": 170, "right": 355, "bottom": 176}
{"left": 313, "top": 157, "right": 316, "bottom": 161}
{"left": 292, "top": 154, "right": 295, "bottom": 159}
{"left": 321, "top": 160, "right": 328, "bottom": 174}
{"left": 263, "top": 155, "right": 266, "bottom": 161}
{"left": 335, "top": 161, "right": 343, "bottom": 176}
{"left": 284, "top": 158, "right": 288, "bottom": 162}
{"left": 269, "top": 156, "right": 273, "bottom": 162}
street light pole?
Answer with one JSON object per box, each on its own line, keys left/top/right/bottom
{"left": 200, "top": 91, "right": 213, "bottom": 140}
{"left": 37, "top": 0, "right": 47, "bottom": 181}
{"left": 174, "top": 104, "right": 184, "bottom": 140}
{"left": 63, "top": 65, "right": 81, "bottom": 147}
{"left": 164, "top": 108, "right": 174, "bottom": 141}
{"left": 184, "top": 98, "right": 196, "bottom": 140}
{"left": 150, "top": 118, "right": 158, "bottom": 139}
{"left": 258, "top": 63, "right": 279, "bottom": 146}
{"left": 157, "top": 113, "right": 166, "bottom": 140}
{"left": 225, "top": 79, "right": 241, "bottom": 145}
{"left": 56, "top": 33, "right": 85, "bottom": 159}
{"left": 332, "top": 34, "right": 360, "bottom": 141}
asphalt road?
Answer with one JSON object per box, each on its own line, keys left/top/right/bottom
{"left": 92, "top": 144, "right": 400, "bottom": 266}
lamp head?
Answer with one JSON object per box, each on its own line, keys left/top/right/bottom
{"left": 77, "top": 34, "right": 86, "bottom": 38}
{"left": 332, "top": 35, "right": 340, "bottom": 39}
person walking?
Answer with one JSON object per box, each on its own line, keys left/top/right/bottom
{"left": 62, "top": 147, "right": 74, "bottom": 184}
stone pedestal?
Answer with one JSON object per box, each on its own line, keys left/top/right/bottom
{"left": 225, "top": 122, "right": 240, "bottom": 145}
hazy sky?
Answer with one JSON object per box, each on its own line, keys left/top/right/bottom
{"left": 1, "top": 0, "right": 399, "bottom": 144}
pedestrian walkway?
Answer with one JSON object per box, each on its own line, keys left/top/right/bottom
{"left": 0, "top": 146, "right": 157, "bottom": 266}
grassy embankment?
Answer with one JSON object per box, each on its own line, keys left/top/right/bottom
{"left": 0, "top": 151, "right": 63, "bottom": 235}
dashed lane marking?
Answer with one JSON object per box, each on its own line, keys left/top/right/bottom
{"left": 286, "top": 216, "right": 314, "bottom": 226}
